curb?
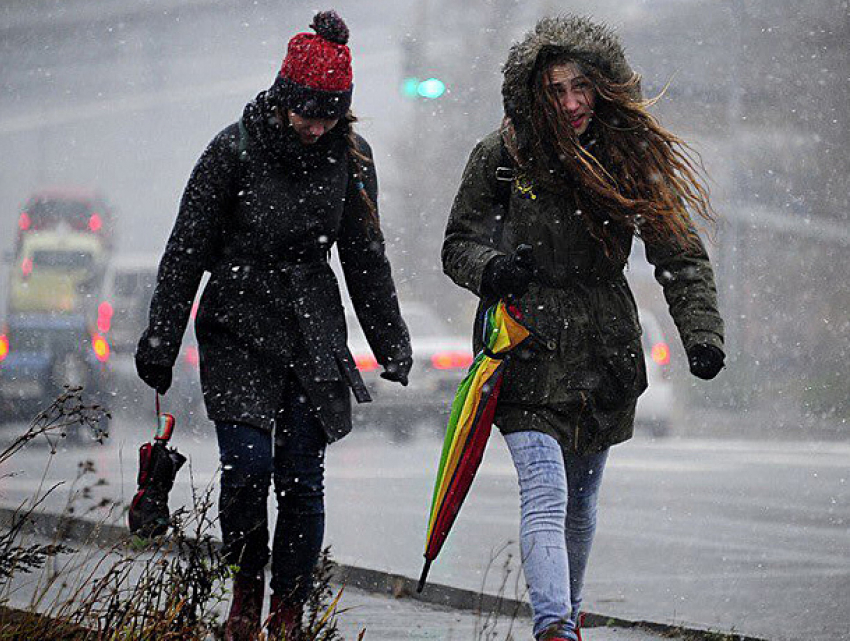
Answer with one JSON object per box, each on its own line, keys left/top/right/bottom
{"left": 0, "top": 506, "right": 769, "bottom": 641}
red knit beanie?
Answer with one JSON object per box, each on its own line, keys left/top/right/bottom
{"left": 272, "top": 10, "right": 353, "bottom": 119}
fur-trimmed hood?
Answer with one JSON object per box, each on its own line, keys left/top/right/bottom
{"left": 501, "top": 15, "right": 638, "bottom": 145}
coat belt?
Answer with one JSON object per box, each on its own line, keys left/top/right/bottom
{"left": 534, "top": 269, "right": 621, "bottom": 290}
{"left": 218, "top": 251, "right": 329, "bottom": 270}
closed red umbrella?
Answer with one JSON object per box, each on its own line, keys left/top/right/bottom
{"left": 128, "top": 394, "right": 186, "bottom": 539}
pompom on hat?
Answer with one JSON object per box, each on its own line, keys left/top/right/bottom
{"left": 271, "top": 10, "right": 353, "bottom": 119}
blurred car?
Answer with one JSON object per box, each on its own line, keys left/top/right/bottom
{"left": 103, "top": 256, "right": 206, "bottom": 429}
{"left": 15, "top": 187, "right": 114, "bottom": 255}
{"left": 100, "top": 254, "right": 159, "bottom": 355}
{"left": 0, "top": 313, "right": 112, "bottom": 436}
{"left": 348, "top": 301, "right": 474, "bottom": 439}
{"left": 170, "top": 313, "right": 206, "bottom": 430}
{"left": 8, "top": 231, "right": 108, "bottom": 314}
{"left": 0, "top": 228, "right": 112, "bottom": 434}
{"left": 348, "top": 302, "right": 674, "bottom": 439}
{"left": 635, "top": 308, "right": 675, "bottom": 437}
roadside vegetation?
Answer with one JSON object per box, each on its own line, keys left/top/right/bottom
{"left": 0, "top": 388, "right": 355, "bottom": 640}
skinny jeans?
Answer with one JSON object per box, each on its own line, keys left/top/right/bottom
{"left": 504, "top": 431, "right": 609, "bottom": 640}
{"left": 215, "top": 374, "right": 326, "bottom": 604}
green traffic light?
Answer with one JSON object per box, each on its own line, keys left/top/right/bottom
{"left": 400, "top": 76, "right": 446, "bottom": 100}
{"left": 417, "top": 77, "right": 446, "bottom": 99}
{"left": 401, "top": 76, "right": 420, "bottom": 98}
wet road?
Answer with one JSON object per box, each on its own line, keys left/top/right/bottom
{"left": 0, "top": 414, "right": 847, "bottom": 641}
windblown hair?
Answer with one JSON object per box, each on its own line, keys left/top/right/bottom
{"left": 342, "top": 112, "right": 381, "bottom": 235}
{"left": 525, "top": 53, "right": 716, "bottom": 262}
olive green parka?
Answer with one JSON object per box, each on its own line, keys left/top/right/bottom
{"left": 442, "top": 16, "right": 724, "bottom": 454}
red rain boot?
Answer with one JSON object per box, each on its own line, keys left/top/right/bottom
{"left": 266, "top": 595, "right": 303, "bottom": 640}
{"left": 224, "top": 573, "right": 264, "bottom": 641}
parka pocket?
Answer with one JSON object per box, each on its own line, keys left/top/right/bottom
{"left": 289, "top": 264, "right": 347, "bottom": 382}
{"left": 195, "top": 268, "right": 266, "bottom": 339}
{"left": 499, "top": 336, "right": 558, "bottom": 404}
{"left": 592, "top": 282, "right": 648, "bottom": 410}
{"left": 594, "top": 319, "right": 647, "bottom": 410}
{"left": 595, "top": 336, "right": 647, "bottom": 410}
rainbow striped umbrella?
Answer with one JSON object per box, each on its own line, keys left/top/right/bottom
{"left": 417, "top": 300, "right": 531, "bottom": 592}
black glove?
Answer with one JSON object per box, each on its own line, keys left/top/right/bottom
{"left": 380, "top": 356, "right": 413, "bottom": 387}
{"left": 687, "top": 344, "right": 725, "bottom": 380}
{"left": 481, "top": 244, "right": 536, "bottom": 299}
{"left": 135, "top": 356, "right": 173, "bottom": 395}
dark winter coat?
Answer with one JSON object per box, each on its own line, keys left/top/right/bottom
{"left": 138, "top": 94, "right": 411, "bottom": 442}
{"left": 442, "top": 17, "right": 724, "bottom": 455}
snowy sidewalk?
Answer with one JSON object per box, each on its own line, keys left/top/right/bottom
{"left": 333, "top": 585, "right": 705, "bottom": 640}
{"left": 0, "top": 506, "right": 767, "bottom": 640}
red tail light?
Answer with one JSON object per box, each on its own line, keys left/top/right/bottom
{"left": 184, "top": 345, "right": 200, "bottom": 368}
{"left": 97, "top": 301, "right": 113, "bottom": 333}
{"left": 19, "top": 212, "right": 31, "bottom": 231}
{"left": 0, "top": 335, "right": 9, "bottom": 362}
{"left": 431, "top": 351, "right": 474, "bottom": 370}
{"left": 651, "top": 342, "right": 670, "bottom": 365}
{"left": 88, "top": 213, "right": 102, "bottom": 232}
{"left": 92, "top": 335, "right": 110, "bottom": 362}
{"left": 21, "top": 257, "right": 33, "bottom": 277}
{"left": 354, "top": 353, "right": 379, "bottom": 371}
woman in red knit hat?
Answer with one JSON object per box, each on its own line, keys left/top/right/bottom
{"left": 135, "top": 10, "right": 412, "bottom": 640}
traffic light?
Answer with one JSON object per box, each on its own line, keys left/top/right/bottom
{"left": 401, "top": 76, "right": 420, "bottom": 98}
{"left": 401, "top": 76, "right": 446, "bottom": 100}
{"left": 417, "top": 77, "right": 445, "bottom": 99}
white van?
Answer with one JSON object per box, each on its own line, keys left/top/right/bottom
{"left": 100, "top": 254, "right": 159, "bottom": 355}
{"left": 635, "top": 308, "right": 676, "bottom": 436}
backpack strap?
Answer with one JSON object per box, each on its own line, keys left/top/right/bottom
{"left": 494, "top": 138, "right": 515, "bottom": 207}
{"left": 491, "top": 138, "right": 516, "bottom": 248}
{"left": 236, "top": 118, "right": 249, "bottom": 160}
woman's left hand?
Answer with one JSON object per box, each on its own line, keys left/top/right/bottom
{"left": 380, "top": 357, "right": 413, "bottom": 387}
{"left": 687, "top": 344, "right": 725, "bottom": 380}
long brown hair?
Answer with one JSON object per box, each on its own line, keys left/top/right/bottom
{"left": 525, "top": 54, "right": 716, "bottom": 262}
{"left": 343, "top": 112, "right": 381, "bottom": 236}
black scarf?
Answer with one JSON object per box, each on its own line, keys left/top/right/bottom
{"left": 241, "top": 91, "right": 347, "bottom": 174}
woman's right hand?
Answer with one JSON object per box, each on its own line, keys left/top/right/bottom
{"left": 481, "top": 244, "right": 536, "bottom": 299}
{"left": 687, "top": 344, "right": 725, "bottom": 380}
{"left": 135, "top": 356, "right": 173, "bottom": 395}
{"left": 380, "top": 356, "right": 412, "bottom": 387}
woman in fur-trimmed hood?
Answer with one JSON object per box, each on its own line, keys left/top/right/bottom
{"left": 442, "top": 15, "right": 725, "bottom": 641}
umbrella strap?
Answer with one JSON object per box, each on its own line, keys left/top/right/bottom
{"left": 502, "top": 297, "right": 556, "bottom": 347}
{"left": 482, "top": 345, "right": 508, "bottom": 360}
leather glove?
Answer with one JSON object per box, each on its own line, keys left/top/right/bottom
{"left": 687, "top": 344, "right": 725, "bottom": 380}
{"left": 135, "top": 356, "right": 173, "bottom": 395}
{"left": 380, "top": 356, "right": 413, "bottom": 387}
{"left": 481, "top": 244, "right": 536, "bottom": 299}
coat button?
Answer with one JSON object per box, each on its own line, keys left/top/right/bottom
{"left": 546, "top": 339, "right": 557, "bottom": 351}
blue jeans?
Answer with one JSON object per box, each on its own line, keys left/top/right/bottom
{"left": 504, "top": 431, "right": 609, "bottom": 640}
{"left": 216, "top": 376, "right": 327, "bottom": 604}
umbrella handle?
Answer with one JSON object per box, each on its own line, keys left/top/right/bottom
{"left": 154, "top": 393, "right": 175, "bottom": 442}
{"left": 417, "top": 558, "right": 432, "bottom": 593}
{"left": 502, "top": 296, "right": 556, "bottom": 348}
